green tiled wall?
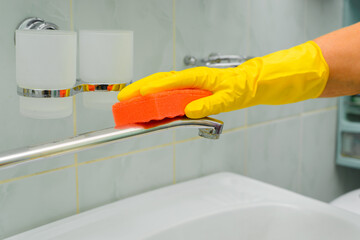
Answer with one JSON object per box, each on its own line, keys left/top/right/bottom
{"left": 1, "top": 0, "right": 360, "bottom": 238}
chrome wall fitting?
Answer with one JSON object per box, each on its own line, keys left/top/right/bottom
{"left": 15, "top": 17, "right": 58, "bottom": 44}
{"left": 17, "top": 79, "right": 128, "bottom": 98}
{"left": 184, "top": 53, "right": 253, "bottom": 68}
{"left": 17, "top": 17, "right": 59, "bottom": 31}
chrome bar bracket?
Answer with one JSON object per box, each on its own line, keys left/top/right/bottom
{"left": 184, "top": 53, "right": 253, "bottom": 68}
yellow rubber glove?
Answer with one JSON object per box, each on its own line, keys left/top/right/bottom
{"left": 118, "top": 41, "right": 329, "bottom": 119}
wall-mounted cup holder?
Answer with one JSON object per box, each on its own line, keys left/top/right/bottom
{"left": 15, "top": 17, "right": 132, "bottom": 99}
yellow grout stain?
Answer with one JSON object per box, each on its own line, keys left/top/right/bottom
{"left": 172, "top": 0, "right": 176, "bottom": 71}
{"left": 244, "top": 109, "right": 248, "bottom": 175}
{"left": 78, "top": 142, "right": 175, "bottom": 166}
{"left": 72, "top": 97, "right": 77, "bottom": 136}
{"left": 222, "top": 126, "right": 247, "bottom": 134}
{"left": 75, "top": 153, "right": 80, "bottom": 214}
{"left": 0, "top": 164, "right": 75, "bottom": 185}
{"left": 172, "top": 131, "right": 177, "bottom": 184}
{"left": 172, "top": 0, "right": 177, "bottom": 185}
{"left": 301, "top": 105, "right": 337, "bottom": 116}
{"left": 0, "top": 0, "right": 337, "bottom": 191}
{"left": 69, "top": 0, "right": 79, "bottom": 214}
{"left": 0, "top": 104, "right": 337, "bottom": 186}
{"left": 70, "top": 0, "right": 74, "bottom": 31}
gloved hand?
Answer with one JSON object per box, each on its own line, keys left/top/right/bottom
{"left": 118, "top": 41, "right": 329, "bottom": 119}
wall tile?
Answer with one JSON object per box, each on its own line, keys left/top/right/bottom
{"left": 0, "top": 0, "right": 75, "bottom": 192}
{"left": 247, "top": 103, "right": 302, "bottom": 126}
{"left": 78, "top": 146, "right": 173, "bottom": 212}
{"left": 0, "top": 1, "right": 76, "bottom": 236}
{"left": 74, "top": 0, "right": 173, "bottom": 80}
{"left": 174, "top": 0, "right": 248, "bottom": 141}
{"left": 175, "top": 130, "right": 246, "bottom": 183}
{"left": 305, "top": 0, "right": 343, "bottom": 40}
{"left": 303, "top": 97, "right": 338, "bottom": 112}
{"left": 73, "top": 0, "right": 175, "bottom": 171}
{"left": 0, "top": 154, "right": 73, "bottom": 182}
{"left": 74, "top": 0, "right": 174, "bottom": 137}
{"left": 246, "top": 118, "right": 301, "bottom": 192}
{"left": 0, "top": 0, "right": 74, "bottom": 152}
{"left": 76, "top": 130, "right": 173, "bottom": 164}
{"left": 175, "top": 0, "right": 248, "bottom": 70}
{"left": 249, "top": 0, "right": 306, "bottom": 56}
{"left": 300, "top": 109, "right": 360, "bottom": 202}
{"left": 0, "top": 1, "right": 356, "bottom": 239}
{"left": 0, "top": 168, "right": 77, "bottom": 238}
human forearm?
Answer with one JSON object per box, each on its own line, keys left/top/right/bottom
{"left": 314, "top": 22, "right": 360, "bottom": 97}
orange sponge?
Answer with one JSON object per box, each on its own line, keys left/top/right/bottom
{"left": 112, "top": 89, "right": 212, "bottom": 127}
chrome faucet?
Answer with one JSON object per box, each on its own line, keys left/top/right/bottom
{"left": 0, "top": 117, "right": 223, "bottom": 168}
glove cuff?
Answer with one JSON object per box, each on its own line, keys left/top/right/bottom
{"left": 241, "top": 41, "right": 330, "bottom": 107}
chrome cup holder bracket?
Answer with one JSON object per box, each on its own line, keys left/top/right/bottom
{"left": 17, "top": 80, "right": 128, "bottom": 98}
{"left": 15, "top": 17, "right": 129, "bottom": 98}
{"left": 15, "top": 17, "right": 58, "bottom": 44}
{"left": 17, "top": 17, "right": 59, "bottom": 31}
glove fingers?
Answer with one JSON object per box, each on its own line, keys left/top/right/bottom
{"left": 118, "top": 72, "right": 175, "bottom": 101}
{"left": 184, "top": 93, "right": 226, "bottom": 119}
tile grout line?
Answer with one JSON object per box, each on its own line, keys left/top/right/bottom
{"left": 70, "top": 0, "right": 74, "bottom": 32}
{"left": 171, "top": 104, "right": 334, "bottom": 141}
{"left": 298, "top": 0, "right": 307, "bottom": 194}
{"left": 244, "top": 0, "right": 250, "bottom": 175}
{"left": 69, "top": 0, "right": 80, "bottom": 215}
{"left": 0, "top": 0, "right": 341, "bottom": 200}
{"left": 246, "top": 105, "right": 337, "bottom": 129}
{"left": 304, "top": 0, "right": 308, "bottom": 40}
{"left": 301, "top": 105, "right": 337, "bottom": 116}
{"left": 79, "top": 134, "right": 206, "bottom": 167}
{"left": 75, "top": 153, "right": 80, "bottom": 214}
{"left": 298, "top": 104, "right": 304, "bottom": 194}
{"left": 78, "top": 142, "right": 175, "bottom": 166}
{"left": 0, "top": 138, "right": 195, "bottom": 185}
{"left": 244, "top": 108, "right": 249, "bottom": 175}
{"left": 245, "top": 0, "right": 251, "bottom": 57}
{"left": 172, "top": 0, "right": 176, "bottom": 70}
{"left": 172, "top": 131, "right": 176, "bottom": 184}
{"left": 0, "top": 164, "right": 76, "bottom": 185}
{"left": 0, "top": 105, "right": 338, "bottom": 185}
{"left": 172, "top": 0, "right": 177, "bottom": 184}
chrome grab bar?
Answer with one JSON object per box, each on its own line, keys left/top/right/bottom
{"left": 0, "top": 117, "right": 223, "bottom": 168}
{"left": 184, "top": 53, "right": 253, "bottom": 68}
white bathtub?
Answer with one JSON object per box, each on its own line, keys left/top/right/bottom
{"left": 8, "top": 172, "right": 360, "bottom": 240}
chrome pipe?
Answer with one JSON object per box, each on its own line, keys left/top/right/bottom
{"left": 0, "top": 117, "right": 223, "bottom": 168}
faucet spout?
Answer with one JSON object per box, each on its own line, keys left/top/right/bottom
{"left": 0, "top": 117, "right": 223, "bottom": 168}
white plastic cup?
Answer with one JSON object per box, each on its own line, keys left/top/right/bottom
{"left": 16, "top": 30, "right": 77, "bottom": 119}
{"left": 79, "top": 30, "right": 133, "bottom": 109}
